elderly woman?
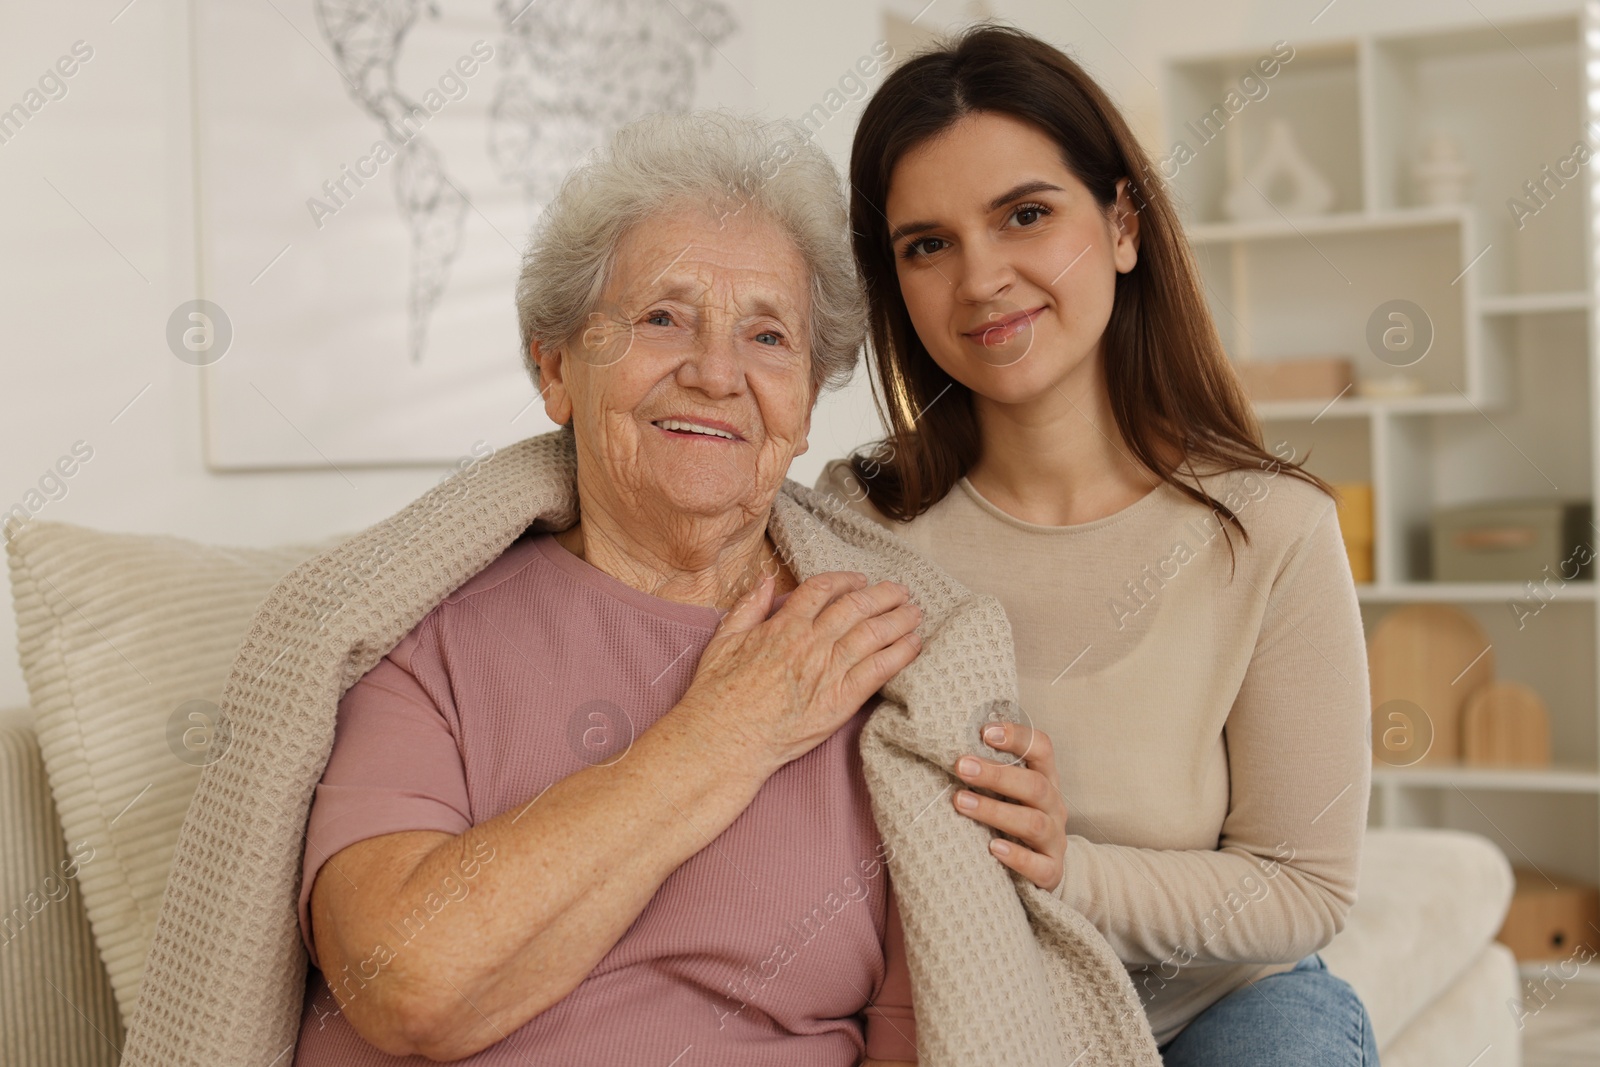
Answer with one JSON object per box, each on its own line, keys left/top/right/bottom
{"left": 289, "top": 112, "right": 928, "bottom": 1065}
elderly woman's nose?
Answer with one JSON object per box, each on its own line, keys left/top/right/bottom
{"left": 675, "top": 329, "right": 746, "bottom": 395}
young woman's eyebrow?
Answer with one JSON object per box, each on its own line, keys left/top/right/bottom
{"left": 890, "top": 179, "right": 1067, "bottom": 241}
{"left": 986, "top": 179, "right": 1065, "bottom": 210}
{"left": 888, "top": 218, "right": 940, "bottom": 242}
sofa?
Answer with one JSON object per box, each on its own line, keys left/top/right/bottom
{"left": 0, "top": 518, "right": 1525, "bottom": 1065}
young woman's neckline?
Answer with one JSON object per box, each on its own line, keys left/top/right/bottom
{"left": 955, "top": 473, "right": 1171, "bottom": 533}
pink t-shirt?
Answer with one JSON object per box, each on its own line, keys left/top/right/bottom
{"left": 292, "top": 531, "right": 918, "bottom": 1065}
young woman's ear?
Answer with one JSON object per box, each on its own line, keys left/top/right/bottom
{"left": 1110, "top": 177, "right": 1141, "bottom": 274}
{"left": 530, "top": 340, "right": 575, "bottom": 427}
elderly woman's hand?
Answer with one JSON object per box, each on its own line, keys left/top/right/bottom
{"left": 951, "top": 722, "right": 1070, "bottom": 893}
{"left": 676, "top": 569, "right": 922, "bottom": 773}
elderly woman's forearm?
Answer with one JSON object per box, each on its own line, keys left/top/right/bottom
{"left": 360, "top": 701, "right": 771, "bottom": 1058}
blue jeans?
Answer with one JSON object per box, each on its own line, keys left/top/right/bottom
{"left": 1159, "top": 954, "right": 1379, "bottom": 1067}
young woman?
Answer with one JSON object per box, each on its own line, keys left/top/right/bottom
{"left": 818, "top": 24, "right": 1379, "bottom": 1066}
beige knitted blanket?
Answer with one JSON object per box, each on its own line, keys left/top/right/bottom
{"left": 120, "top": 429, "right": 1161, "bottom": 1066}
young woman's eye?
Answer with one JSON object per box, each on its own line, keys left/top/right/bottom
{"left": 899, "top": 236, "right": 946, "bottom": 260}
{"left": 755, "top": 330, "right": 783, "bottom": 346}
{"left": 1012, "top": 202, "right": 1051, "bottom": 227}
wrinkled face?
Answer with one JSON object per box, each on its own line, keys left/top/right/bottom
{"left": 537, "top": 204, "right": 816, "bottom": 531}
{"left": 885, "top": 110, "right": 1139, "bottom": 406}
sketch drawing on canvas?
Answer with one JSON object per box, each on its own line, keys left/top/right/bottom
{"left": 308, "top": 0, "right": 737, "bottom": 366}
{"left": 488, "top": 0, "right": 738, "bottom": 221}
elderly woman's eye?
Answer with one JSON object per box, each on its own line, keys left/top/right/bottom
{"left": 755, "top": 330, "right": 783, "bottom": 346}
{"left": 644, "top": 309, "right": 674, "bottom": 327}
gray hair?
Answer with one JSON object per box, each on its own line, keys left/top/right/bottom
{"left": 514, "top": 110, "right": 866, "bottom": 394}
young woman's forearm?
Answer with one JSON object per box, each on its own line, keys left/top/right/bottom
{"left": 1057, "top": 837, "right": 1360, "bottom": 966}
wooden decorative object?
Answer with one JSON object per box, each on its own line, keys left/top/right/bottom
{"left": 1368, "top": 605, "right": 1494, "bottom": 765}
{"left": 1462, "top": 682, "right": 1551, "bottom": 767}
{"left": 1497, "top": 868, "right": 1600, "bottom": 961}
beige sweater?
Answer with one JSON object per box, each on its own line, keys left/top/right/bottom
{"left": 119, "top": 430, "right": 1162, "bottom": 1067}
{"left": 818, "top": 458, "right": 1371, "bottom": 1045}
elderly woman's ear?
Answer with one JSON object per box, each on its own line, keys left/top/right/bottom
{"left": 530, "top": 340, "right": 574, "bottom": 427}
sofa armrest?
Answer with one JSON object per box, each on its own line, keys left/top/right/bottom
{"left": 0, "top": 706, "right": 122, "bottom": 1067}
{"left": 1322, "top": 827, "right": 1516, "bottom": 1050}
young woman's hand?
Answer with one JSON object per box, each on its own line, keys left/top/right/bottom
{"left": 951, "top": 722, "right": 1069, "bottom": 892}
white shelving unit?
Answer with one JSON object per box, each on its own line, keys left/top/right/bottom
{"left": 1164, "top": 12, "right": 1600, "bottom": 945}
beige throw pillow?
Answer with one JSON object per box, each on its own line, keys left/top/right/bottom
{"left": 6, "top": 520, "right": 342, "bottom": 1027}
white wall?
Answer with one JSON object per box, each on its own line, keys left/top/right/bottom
{"left": 0, "top": 0, "right": 1572, "bottom": 709}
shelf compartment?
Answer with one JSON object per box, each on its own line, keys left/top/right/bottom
{"left": 1376, "top": 323, "right": 1592, "bottom": 585}
{"left": 1432, "top": 316, "right": 1593, "bottom": 508}
{"left": 1361, "top": 599, "right": 1597, "bottom": 776}
{"left": 1365, "top": 16, "right": 1585, "bottom": 296}
{"left": 1194, "top": 216, "right": 1471, "bottom": 397}
{"left": 1165, "top": 41, "right": 1362, "bottom": 226}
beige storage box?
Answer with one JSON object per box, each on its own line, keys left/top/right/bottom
{"left": 1237, "top": 355, "right": 1355, "bottom": 402}
{"left": 1430, "top": 499, "right": 1592, "bottom": 583}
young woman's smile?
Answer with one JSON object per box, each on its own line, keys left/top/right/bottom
{"left": 964, "top": 304, "right": 1048, "bottom": 349}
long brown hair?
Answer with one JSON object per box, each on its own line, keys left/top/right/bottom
{"left": 847, "top": 23, "right": 1330, "bottom": 541}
